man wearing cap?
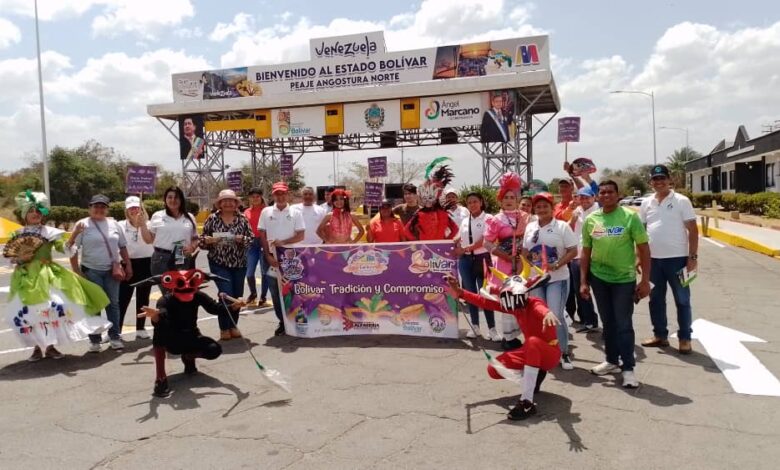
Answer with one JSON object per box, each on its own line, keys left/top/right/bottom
{"left": 367, "top": 199, "right": 406, "bottom": 243}
{"left": 639, "top": 164, "right": 698, "bottom": 354}
{"left": 569, "top": 187, "right": 600, "bottom": 332}
{"left": 258, "top": 182, "right": 305, "bottom": 336}
{"left": 244, "top": 187, "right": 269, "bottom": 306}
{"left": 292, "top": 187, "right": 326, "bottom": 245}
{"left": 392, "top": 184, "right": 419, "bottom": 226}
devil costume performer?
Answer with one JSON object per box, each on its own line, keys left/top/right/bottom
{"left": 404, "top": 157, "right": 460, "bottom": 241}
{"left": 137, "top": 269, "right": 240, "bottom": 397}
{"left": 483, "top": 172, "right": 530, "bottom": 349}
{"left": 450, "top": 267, "right": 560, "bottom": 420}
{"left": 4, "top": 191, "right": 111, "bottom": 361}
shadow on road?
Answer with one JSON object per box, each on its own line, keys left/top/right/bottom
{"left": 465, "top": 392, "right": 586, "bottom": 452}
{"left": 263, "top": 334, "right": 477, "bottom": 353}
{"left": 130, "top": 372, "right": 249, "bottom": 423}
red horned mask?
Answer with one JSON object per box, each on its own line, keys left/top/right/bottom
{"left": 161, "top": 269, "right": 205, "bottom": 302}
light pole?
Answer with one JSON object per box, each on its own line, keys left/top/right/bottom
{"left": 34, "top": 0, "right": 51, "bottom": 199}
{"left": 659, "top": 126, "right": 689, "bottom": 149}
{"left": 611, "top": 90, "right": 657, "bottom": 165}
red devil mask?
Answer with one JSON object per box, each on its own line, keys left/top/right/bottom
{"left": 161, "top": 269, "right": 205, "bottom": 302}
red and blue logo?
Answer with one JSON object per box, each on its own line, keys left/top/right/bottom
{"left": 516, "top": 44, "right": 540, "bottom": 66}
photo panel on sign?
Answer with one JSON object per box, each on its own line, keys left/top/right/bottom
{"left": 344, "top": 99, "right": 401, "bottom": 134}
{"left": 479, "top": 90, "right": 518, "bottom": 143}
{"left": 271, "top": 106, "right": 326, "bottom": 139}
{"left": 178, "top": 115, "right": 206, "bottom": 159}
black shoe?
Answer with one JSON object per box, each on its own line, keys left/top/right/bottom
{"left": 502, "top": 338, "right": 523, "bottom": 351}
{"left": 507, "top": 399, "right": 537, "bottom": 421}
{"left": 247, "top": 293, "right": 257, "bottom": 304}
{"left": 182, "top": 356, "right": 197, "bottom": 375}
{"left": 153, "top": 378, "right": 171, "bottom": 398}
{"left": 274, "top": 322, "right": 286, "bottom": 336}
{"left": 534, "top": 370, "right": 547, "bottom": 394}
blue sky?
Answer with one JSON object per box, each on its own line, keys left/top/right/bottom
{"left": 1, "top": 0, "right": 779, "bottom": 188}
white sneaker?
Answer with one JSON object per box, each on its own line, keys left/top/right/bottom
{"left": 590, "top": 361, "right": 621, "bottom": 375}
{"left": 88, "top": 342, "right": 102, "bottom": 353}
{"left": 109, "top": 339, "right": 124, "bottom": 350}
{"left": 466, "top": 329, "right": 479, "bottom": 339}
{"left": 560, "top": 354, "right": 574, "bottom": 370}
{"left": 488, "top": 328, "right": 502, "bottom": 342}
{"left": 135, "top": 330, "right": 151, "bottom": 340}
{"left": 622, "top": 370, "right": 639, "bottom": 388}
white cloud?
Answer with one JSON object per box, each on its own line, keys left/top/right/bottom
{"left": 209, "top": 12, "right": 254, "bottom": 42}
{"left": 0, "top": 17, "right": 21, "bottom": 49}
{"left": 0, "top": 51, "right": 73, "bottom": 106}
{"left": 0, "top": 0, "right": 104, "bottom": 21}
{"left": 91, "top": 0, "right": 195, "bottom": 39}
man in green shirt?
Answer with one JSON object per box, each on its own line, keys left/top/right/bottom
{"left": 579, "top": 180, "right": 651, "bottom": 388}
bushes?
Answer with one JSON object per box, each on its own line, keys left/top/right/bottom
{"left": 691, "top": 191, "right": 780, "bottom": 216}
{"left": 12, "top": 199, "right": 200, "bottom": 227}
{"left": 458, "top": 185, "right": 499, "bottom": 214}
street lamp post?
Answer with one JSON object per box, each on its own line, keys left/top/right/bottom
{"left": 34, "top": 0, "right": 51, "bottom": 199}
{"left": 611, "top": 90, "right": 657, "bottom": 165}
{"left": 659, "top": 126, "right": 689, "bottom": 149}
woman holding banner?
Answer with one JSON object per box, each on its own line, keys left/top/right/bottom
{"left": 483, "top": 172, "right": 530, "bottom": 350}
{"left": 316, "top": 189, "right": 364, "bottom": 244}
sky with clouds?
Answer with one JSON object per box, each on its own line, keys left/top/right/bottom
{"left": 1, "top": 0, "right": 779, "bottom": 189}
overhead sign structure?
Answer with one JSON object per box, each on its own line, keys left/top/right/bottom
{"left": 171, "top": 35, "right": 550, "bottom": 103}
{"left": 272, "top": 107, "right": 326, "bottom": 139}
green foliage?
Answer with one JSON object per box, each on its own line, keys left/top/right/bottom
{"left": 666, "top": 147, "right": 702, "bottom": 188}
{"left": 765, "top": 198, "right": 780, "bottom": 219}
{"left": 691, "top": 192, "right": 780, "bottom": 217}
{"left": 458, "top": 185, "right": 499, "bottom": 214}
{"left": 600, "top": 164, "right": 655, "bottom": 196}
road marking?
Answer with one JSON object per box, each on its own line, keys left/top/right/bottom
{"left": 0, "top": 315, "right": 220, "bottom": 356}
{"left": 690, "top": 319, "right": 780, "bottom": 397}
{"left": 0, "top": 286, "right": 8, "bottom": 293}
{"left": 702, "top": 237, "right": 726, "bottom": 248}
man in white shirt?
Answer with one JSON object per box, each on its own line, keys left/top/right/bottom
{"left": 569, "top": 187, "right": 600, "bottom": 332}
{"left": 258, "top": 182, "right": 305, "bottom": 336}
{"left": 639, "top": 164, "right": 699, "bottom": 354}
{"left": 320, "top": 186, "right": 335, "bottom": 214}
{"left": 444, "top": 187, "right": 469, "bottom": 228}
{"left": 293, "top": 187, "right": 325, "bottom": 244}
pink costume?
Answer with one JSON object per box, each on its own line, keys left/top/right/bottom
{"left": 326, "top": 209, "right": 353, "bottom": 243}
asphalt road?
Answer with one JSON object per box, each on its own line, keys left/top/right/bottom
{"left": 0, "top": 238, "right": 778, "bottom": 470}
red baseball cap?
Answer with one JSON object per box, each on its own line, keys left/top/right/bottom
{"left": 531, "top": 192, "right": 554, "bottom": 206}
{"left": 271, "top": 182, "right": 289, "bottom": 194}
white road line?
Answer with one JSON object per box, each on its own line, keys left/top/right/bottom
{"left": 0, "top": 286, "right": 9, "bottom": 293}
{"left": 702, "top": 237, "right": 726, "bottom": 248}
{"left": 0, "top": 315, "right": 220, "bottom": 356}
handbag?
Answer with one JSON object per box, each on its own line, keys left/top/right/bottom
{"left": 92, "top": 219, "right": 125, "bottom": 280}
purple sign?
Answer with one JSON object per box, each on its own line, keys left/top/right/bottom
{"left": 364, "top": 182, "right": 384, "bottom": 206}
{"left": 227, "top": 171, "right": 243, "bottom": 192}
{"left": 557, "top": 116, "right": 581, "bottom": 143}
{"left": 126, "top": 165, "right": 157, "bottom": 194}
{"left": 280, "top": 154, "right": 294, "bottom": 178}
{"left": 274, "top": 241, "right": 459, "bottom": 338}
{"left": 367, "top": 156, "right": 387, "bottom": 178}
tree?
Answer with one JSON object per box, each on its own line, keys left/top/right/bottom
{"left": 337, "top": 160, "right": 428, "bottom": 203}
{"left": 666, "top": 146, "right": 701, "bottom": 189}
{"left": 600, "top": 164, "right": 654, "bottom": 196}
{"left": 237, "top": 162, "right": 305, "bottom": 197}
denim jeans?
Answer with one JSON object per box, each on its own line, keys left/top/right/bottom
{"left": 569, "top": 259, "right": 598, "bottom": 328}
{"left": 246, "top": 238, "right": 269, "bottom": 300}
{"left": 208, "top": 260, "right": 247, "bottom": 331}
{"left": 119, "top": 257, "right": 152, "bottom": 331}
{"left": 589, "top": 274, "right": 637, "bottom": 371}
{"left": 531, "top": 279, "right": 570, "bottom": 354}
{"left": 457, "top": 254, "right": 495, "bottom": 328}
{"left": 83, "top": 266, "right": 121, "bottom": 342}
{"left": 649, "top": 257, "right": 693, "bottom": 340}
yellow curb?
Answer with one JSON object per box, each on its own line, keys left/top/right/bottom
{"left": 698, "top": 224, "right": 780, "bottom": 257}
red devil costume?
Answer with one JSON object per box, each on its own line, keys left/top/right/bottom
{"left": 135, "top": 269, "right": 241, "bottom": 397}
{"left": 451, "top": 268, "right": 561, "bottom": 420}
{"left": 404, "top": 157, "right": 459, "bottom": 241}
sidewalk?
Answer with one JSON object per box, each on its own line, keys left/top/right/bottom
{"left": 698, "top": 216, "right": 780, "bottom": 257}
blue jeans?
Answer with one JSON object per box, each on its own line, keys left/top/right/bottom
{"left": 246, "top": 238, "right": 269, "bottom": 300}
{"left": 531, "top": 279, "right": 570, "bottom": 354}
{"left": 570, "top": 259, "right": 598, "bottom": 328}
{"left": 208, "top": 260, "right": 247, "bottom": 331}
{"left": 589, "top": 274, "right": 636, "bottom": 371}
{"left": 458, "top": 254, "right": 495, "bottom": 328}
{"left": 83, "top": 266, "right": 121, "bottom": 342}
{"left": 649, "top": 257, "right": 693, "bottom": 340}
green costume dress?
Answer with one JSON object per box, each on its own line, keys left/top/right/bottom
{"left": 5, "top": 225, "right": 112, "bottom": 348}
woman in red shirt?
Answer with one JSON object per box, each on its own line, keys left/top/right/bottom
{"left": 367, "top": 200, "right": 406, "bottom": 243}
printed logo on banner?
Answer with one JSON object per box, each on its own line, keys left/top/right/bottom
{"left": 402, "top": 321, "right": 423, "bottom": 333}
{"left": 516, "top": 44, "right": 540, "bottom": 66}
{"left": 342, "top": 318, "right": 381, "bottom": 332}
{"left": 364, "top": 103, "right": 386, "bottom": 130}
{"left": 314, "top": 35, "right": 380, "bottom": 59}
{"left": 343, "top": 249, "right": 389, "bottom": 276}
{"left": 424, "top": 100, "right": 440, "bottom": 119}
{"left": 424, "top": 98, "right": 480, "bottom": 121}
{"left": 408, "top": 250, "right": 457, "bottom": 274}
{"left": 279, "top": 249, "right": 304, "bottom": 280}
{"left": 429, "top": 315, "right": 447, "bottom": 333}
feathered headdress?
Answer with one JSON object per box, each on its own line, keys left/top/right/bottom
{"left": 497, "top": 172, "right": 523, "bottom": 201}
{"left": 15, "top": 190, "right": 50, "bottom": 217}
{"left": 418, "top": 157, "right": 454, "bottom": 208}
